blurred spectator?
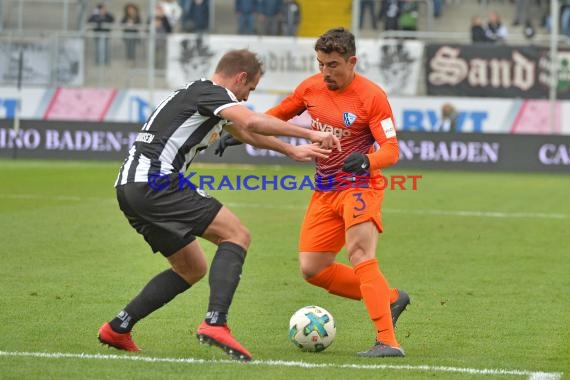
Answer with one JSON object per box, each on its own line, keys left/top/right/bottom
{"left": 153, "top": 4, "right": 172, "bottom": 69}
{"left": 379, "top": 0, "right": 402, "bottom": 31}
{"left": 77, "top": 0, "right": 89, "bottom": 30}
{"left": 438, "top": 103, "right": 458, "bottom": 133}
{"left": 471, "top": 15, "right": 491, "bottom": 43}
{"left": 541, "top": 1, "right": 551, "bottom": 31}
{"left": 562, "top": 2, "right": 570, "bottom": 37}
{"left": 88, "top": 2, "right": 114, "bottom": 66}
{"left": 360, "top": 0, "right": 377, "bottom": 30}
{"left": 259, "top": 0, "right": 283, "bottom": 35}
{"left": 159, "top": 0, "right": 183, "bottom": 32}
{"left": 512, "top": 0, "right": 529, "bottom": 26}
{"left": 523, "top": 20, "right": 536, "bottom": 40}
{"left": 398, "top": 0, "right": 418, "bottom": 33}
{"left": 121, "top": 3, "right": 141, "bottom": 66}
{"left": 281, "top": 0, "right": 300, "bottom": 36}
{"left": 433, "top": 0, "right": 443, "bottom": 18}
{"left": 235, "top": 0, "right": 257, "bottom": 35}
{"left": 541, "top": 1, "right": 569, "bottom": 33}
{"left": 485, "top": 11, "right": 508, "bottom": 43}
{"left": 182, "top": 0, "right": 210, "bottom": 33}
{"left": 178, "top": 0, "right": 191, "bottom": 20}
{"left": 525, "top": 22, "right": 536, "bottom": 39}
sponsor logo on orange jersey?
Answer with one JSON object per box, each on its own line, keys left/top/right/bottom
{"left": 311, "top": 118, "right": 351, "bottom": 138}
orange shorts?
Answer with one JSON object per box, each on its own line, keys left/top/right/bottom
{"left": 299, "top": 188, "right": 384, "bottom": 253}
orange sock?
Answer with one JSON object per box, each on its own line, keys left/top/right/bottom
{"left": 390, "top": 288, "right": 399, "bottom": 304}
{"left": 306, "top": 263, "right": 361, "bottom": 300}
{"left": 306, "top": 263, "right": 400, "bottom": 304}
{"left": 354, "top": 258, "right": 399, "bottom": 347}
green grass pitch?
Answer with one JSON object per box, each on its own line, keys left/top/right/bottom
{"left": 0, "top": 159, "right": 568, "bottom": 379}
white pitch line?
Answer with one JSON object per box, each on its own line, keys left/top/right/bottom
{"left": 382, "top": 208, "right": 570, "bottom": 220}
{"left": 225, "top": 203, "right": 569, "bottom": 220}
{"left": 1, "top": 193, "right": 568, "bottom": 220}
{"left": 0, "top": 193, "right": 110, "bottom": 203}
{"left": 0, "top": 193, "right": 85, "bottom": 202}
{"left": 0, "top": 351, "right": 562, "bottom": 380}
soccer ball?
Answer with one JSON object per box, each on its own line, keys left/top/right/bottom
{"left": 288, "top": 305, "right": 336, "bottom": 352}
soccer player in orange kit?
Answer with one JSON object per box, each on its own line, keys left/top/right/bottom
{"left": 267, "top": 27, "right": 410, "bottom": 357}
{"left": 216, "top": 27, "right": 410, "bottom": 357}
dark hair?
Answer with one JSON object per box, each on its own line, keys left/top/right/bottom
{"left": 215, "top": 49, "right": 264, "bottom": 83}
{"left": 124, "top": 3, "right": 140, "bottom": 16}
{"left": 314, "top": 27, "right": 356, "bottom": 59}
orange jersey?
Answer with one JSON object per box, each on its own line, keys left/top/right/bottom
{"left": 267, "top": 73, "right": 399, "bottom": 188}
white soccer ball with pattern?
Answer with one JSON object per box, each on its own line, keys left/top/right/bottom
{"left": 288, "top": 305, "right": 336, "bottom": 352}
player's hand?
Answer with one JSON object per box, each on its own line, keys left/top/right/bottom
{"left": 214, "top": 133, "right": 243, "bottom": 157}
{"left": 311, "top": 131, "right": 342, "bottom": 152}
{"left": 342, "top": 152, "right": 370, "bottom": 174}
{"left": 288, "top": 143, "right": 332, "bottom": 162}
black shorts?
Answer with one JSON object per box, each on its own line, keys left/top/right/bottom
{"left": 116, "top": 173, "right": 223, "bottom": 257}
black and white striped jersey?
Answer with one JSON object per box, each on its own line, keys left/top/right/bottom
{"left": 115, "top": 79, "right": 239, "bottom": 186}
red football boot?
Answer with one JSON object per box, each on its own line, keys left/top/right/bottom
{"left": 98, "top": 322, "right": 141, "bottom": 352}
{"left": 196, "top": 321, "right": 252, "bottom": 361}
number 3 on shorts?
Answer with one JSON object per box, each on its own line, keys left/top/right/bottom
{"left": 352, "top": 192, "right": 366, "bottom": 212}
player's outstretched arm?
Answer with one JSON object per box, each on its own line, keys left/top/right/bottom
{"left": 224, "top": 123, "right": 331, "bottom": 162}
{"left": 220, "top": 105, "right": 341, "bottom": 151}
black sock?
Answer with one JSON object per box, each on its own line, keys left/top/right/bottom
{"left": 109, "top": 269, "right": 190, "bottom": 333}
{"left": 205, "top": 242, "right": 246, "bottom": 326}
